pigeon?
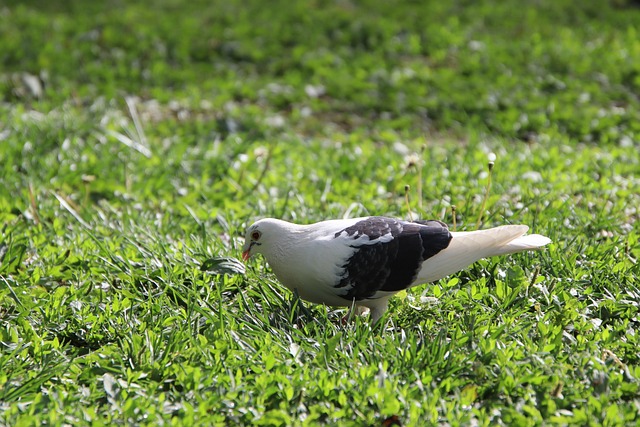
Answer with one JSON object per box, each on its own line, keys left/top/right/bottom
{"left": 242, "top": 216, "right": 551, "bottom": 322}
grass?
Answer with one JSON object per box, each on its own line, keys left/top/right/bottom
{"left": 1, "top": 0, "right": 639, "bottom": 425}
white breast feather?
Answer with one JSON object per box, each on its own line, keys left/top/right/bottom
{"left": 265, "top": 221, "right": 362, "bottom": 306}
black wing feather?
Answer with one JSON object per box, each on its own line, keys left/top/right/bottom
{"left": 334, "top": 217, "right": 452, "bottom": 300}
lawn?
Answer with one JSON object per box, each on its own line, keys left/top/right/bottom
{"left": 1, "top": 0, "right": 639, "bottom": 425}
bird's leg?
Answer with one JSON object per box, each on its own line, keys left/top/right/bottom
{"left": 341, "top": 300, "right": 368, "bottom": 324}
{"left": 369, "top": 298, "right": 390, "bottom": 324}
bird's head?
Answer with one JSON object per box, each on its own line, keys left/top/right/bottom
{"left": 242, "top": 221, "right": 264, "bottom": 261}
{"left": 242, "top": 218, "right": 291, "bottom": 261}
{"left": 242, "top": 217, "right": 305, "bottom": 262}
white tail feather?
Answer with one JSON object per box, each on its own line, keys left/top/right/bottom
{"left": 417, "top": 225, "right": 551, "bottom": 284}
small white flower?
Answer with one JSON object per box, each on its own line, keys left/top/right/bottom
{"left": 304, "top": 84, "right": 325, "bottom": 98}
{"left": 522, "top": 171, "right": 543, "bottom": 182}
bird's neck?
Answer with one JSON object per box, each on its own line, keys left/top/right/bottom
{"left": 263, "top": 221, "right": 308, "bottom": 262}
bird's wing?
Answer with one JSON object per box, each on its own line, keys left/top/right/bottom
{"left": 332, "top": 217, "right": 452, "bottom": 301}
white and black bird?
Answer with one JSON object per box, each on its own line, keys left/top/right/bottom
{"left": 242, "top": 216, "right": 551, "bottom": 322}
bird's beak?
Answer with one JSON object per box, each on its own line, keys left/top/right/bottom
{"left": 242, "top": 241, "right": 252, "bottom": 261}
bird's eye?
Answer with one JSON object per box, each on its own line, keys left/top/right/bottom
{"left": 251, "top": 231, "right": 261, "bottom": 240}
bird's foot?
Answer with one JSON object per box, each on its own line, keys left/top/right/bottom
{"left": 341, "top": 305, "right": 369, "bottom": 324}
